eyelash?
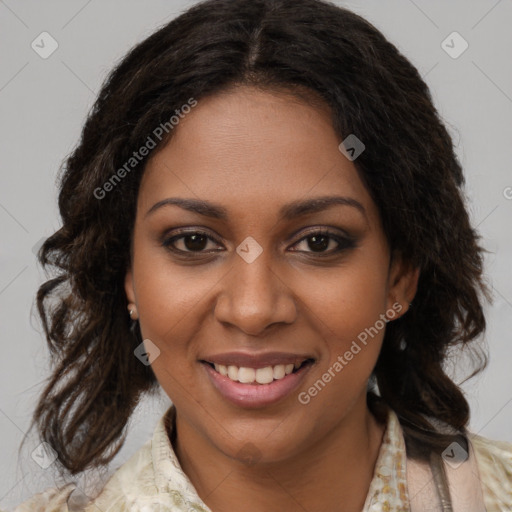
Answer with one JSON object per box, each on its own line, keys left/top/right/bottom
{"left": 161, "top": 228, "right": 356, "bottom": 257}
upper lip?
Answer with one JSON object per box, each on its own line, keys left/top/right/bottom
{"left": 201, "top": 351, "right": 314, "bottom": 369}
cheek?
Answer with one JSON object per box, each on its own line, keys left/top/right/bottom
{"left": 133, "top": 233, "right": 207, "bottom": 329}
{"left": 131, "top": 248, "right": 211, "bottom": 375}
{"left": 298, "top": 254, "right": 389, "bottom": 386}
{"left": 134, "top": 264, "right": 205, "bottom": 405}
{"left": 305, "top": 257, "right": 389, "bottom": 336}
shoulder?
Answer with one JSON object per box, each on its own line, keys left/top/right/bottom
{"left": 6, "top": 408, "right": 176, "bottom": 511}
{"left": 5, "top": 437, "right": 154, "bottom": 511}
{"left": 6, "top": 483, "right": 75, "bottom": 512}
{"left": 470, "top": 432, "right": 512, "bottom": 510}
{"left": 6, "top": 437, "right": 154, "bottom": 512}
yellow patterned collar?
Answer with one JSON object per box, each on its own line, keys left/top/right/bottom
{"left": 147, "top": 405, "right": 410, "bottom": 511}
{"left": 11, "top": 403, "right": 512, "bottom": 510}
{"left": 362, "top": 406, "right": 410, "bottom": 511}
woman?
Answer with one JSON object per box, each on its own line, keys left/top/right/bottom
{"left": 9, "top": 0, "right": 512, "bottom": 510}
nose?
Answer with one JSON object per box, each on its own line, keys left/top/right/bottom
{"left": 213, "top": 249, "right": 297, "bottom": 336}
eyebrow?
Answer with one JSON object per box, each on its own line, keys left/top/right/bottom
{"left": 145, "top": 195, "right": 367, "bottom": 221}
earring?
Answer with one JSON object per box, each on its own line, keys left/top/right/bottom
{"left": 128, "top": 304, "right": 138, "bottom": 320}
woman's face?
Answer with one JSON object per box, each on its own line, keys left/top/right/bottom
{"left": 125, "top": 85, "right": 417, "bottom": 464}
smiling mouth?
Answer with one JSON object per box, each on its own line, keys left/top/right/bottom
{"left": 201, "top": 359, "right": 315, "bottom": 385}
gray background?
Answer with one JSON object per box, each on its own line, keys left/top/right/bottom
{"left": 1, "top": 0, "right": 511, "bottom": 508}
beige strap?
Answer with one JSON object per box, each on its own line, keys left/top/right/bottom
{"left": 407, "top": 454, "right": 443, "bottom": 511}
{"left": 407, "top": 438, "right": 487, "bottom": 511}
{"left": 444, "top": 437, "right": 487, "bottom": 511}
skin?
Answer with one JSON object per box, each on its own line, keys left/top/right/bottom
{"left": 125, "top": 85, "right": 419, "bottom": 512}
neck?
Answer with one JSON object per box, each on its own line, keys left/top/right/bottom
{"left": 173, "top": 397, "right": 386, "bottom": 512}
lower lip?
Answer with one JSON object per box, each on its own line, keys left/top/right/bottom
{"left": 202, "top": 362, "right": 312, "bottom": 408}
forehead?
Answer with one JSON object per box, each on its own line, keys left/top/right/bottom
{"left": 138, "top": 86, "right": 377, "bottom": 225}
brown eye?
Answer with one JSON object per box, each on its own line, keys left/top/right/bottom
{"left": 162, "top": 230, "right": 222, "bottom": 254}
{"left": 179, "top": 233, "right": 208, "bottom": 251}
{"left": 304, "top": 233, "right": 332, "bottom": 252}
{"left": 291, "top": 229, "right": 356, "bottom": 255}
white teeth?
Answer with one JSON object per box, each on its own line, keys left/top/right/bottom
{"left": 227, "top": 365, "right": 239, "bottom": 380}
{"left": 256, "top": 366, "right": 274, "bottom": 384}
{"left": 212, "top": 362, "right": 303, "bottom": 384}
{"left": 238, "top": 367, "right": 256, "bottom": 383}
{"left": 273, "top": 364, "right": 285, "bottom": 380}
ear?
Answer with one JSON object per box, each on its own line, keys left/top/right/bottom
{"left": 386, "top": 252, "right": 419, "bottom": 317}
{"left": 124, "top": 268, "right": 136, "bottom": 304}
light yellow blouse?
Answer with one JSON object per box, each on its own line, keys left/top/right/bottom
{"left": 6, "top": 406, "right": 512, "bottom": 511}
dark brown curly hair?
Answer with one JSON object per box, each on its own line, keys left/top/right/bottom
{"left": 24, "top": 0, "right": 490, "bottom": 478}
